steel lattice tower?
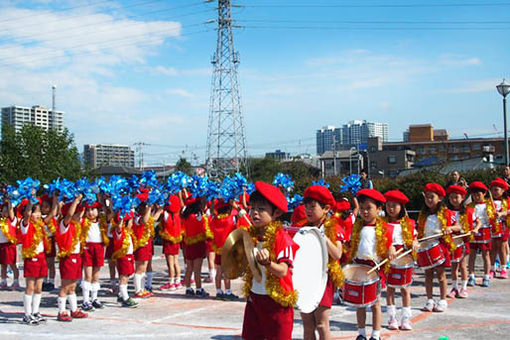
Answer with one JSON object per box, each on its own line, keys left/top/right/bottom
{"left": 205, "top": 0, "right": 248, "bottom": 178}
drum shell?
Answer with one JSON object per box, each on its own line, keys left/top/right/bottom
{"left": 342, "top": 264, "right": 380, "bottom": 308}
{"left": 472, "top": 227, "right": 491, "bottom": 244}
{"left": 451, "top": 243, "right": 467, "bottom": 263}
{"left": 387, "top": 254, "right": 414, "bottom": 289}
{"left": 417, "top": 242, "right": 445, "bottom": 270}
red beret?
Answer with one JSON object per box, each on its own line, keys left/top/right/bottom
{"left": 357, "top": 189, "right": 386, "bottom": 203}
{"left": 303, "top": 185, "right": 335, "bottom": 207}
{"left": 335, "top": 198, "right": 351, "bottom": 212}
{"left": 84, "top": 201, "right": 103, "bottom": 210}
{"left": 238, "top": 192, "right": 250, "bottom": 203}
{"left": 424, "top": 183, "right": 446, "bottom": 197}
{"left": 254, "top": 181, "right": 288, "bottom": 213}
{"left": 164, "top": 195, "right": 181, "bottom": 213}
{"left": 446, "top": 185, "right": 467, "bottom": 197}
{"left": 469, "top": 181, "right": 488, "bottom": 192}
{"left": 16, "top": 199, "right": 30, "bottom": 219}
{"left": 290, "top": 204, "right": 307, "bottom": 226}
{"left": 214, "top": 198, "right": 230, "bottom": 211}
{"left": 136, "top": 192, "right": 149, "bottom": 203}
{"left": 384, "top": 190, "right": 409, "bottom": 205}
{"left": 490, "top": 178, "right": 509, "bottom": 191}
{"left": 61, "top": 202, "right": 72, "bottom": 216}
{"left": 184, "top": 196, "right": 199, "bottom": 207}
{"left": 114, "top": 211, "right": 134, "bottom": 224}
{"left": 41, "top": 194, "right": 52, "bottom": 203}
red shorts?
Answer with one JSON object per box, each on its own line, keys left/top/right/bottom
{"left": 24, "top": 252, "right": 48, "bottom": 278}
{"left": 134, "top": 239, "right": 153, "bottom": 262}
{"left": 105, "top": 238, "right": 114, "bottom": 259}
{"left": 242, "top": 292, "right": 294, "bottom": 340}
{"left": 503, "top": 228, "right": 509, "bottom": 242}
{"left": 0, "top": 242, "right": 17, "bottom": 265}
{"left": 319, "top": 275, "right": 334, "bottom": 308}
{"left": 214, "top": 254, "right": 222, "bottom": 266}
{"left": 163, "top": 241, "right": 180, "bottom": 256}
{"left": 183, "top": 241, "right": 206, "bottom": 261}
{"left": 59, "top": 254, "right": 82, "bottom": 280}
{"left": 82, "top": 242, "right": 105, "bottom": 267}
{"left": 206, "top": 240, "right": 213, "bottom": 253}
{"left": 470, "top": 242, "right": 492, "bottom": 251}
{"left": 46, "top": 236, "right": 56, "bottom": 258}
{"left": 117, "top": 254, "right": 135, "bottom": 276}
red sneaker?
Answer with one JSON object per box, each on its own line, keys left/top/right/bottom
{"left": 57, "top": 312, "right": 72, "bottom": 322}
{"left": 70, "top": 309, "right": 88, "bottom": 319}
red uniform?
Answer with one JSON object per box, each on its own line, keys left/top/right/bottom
{"left": 160, "top": 210, "right": 182, "bottom": 256}
{"left": 112, "top": 228, "right": 136, "bottom": 276}
{"left": 182, "top": 213, "right": 211, "bottom": 260}
{"left": 133, "top": 215, "right": 154, "bottom": 262}
{"left": 19, "top": 220, "right": 49, "bottom": 278}
{"left": 210, "top": 213, "right": 236, "bottom": 266}
{"left": 0, "top": 217, "right": 18, "bottom": 265}
{"left": 56, "top": 220, "right": 83, "bottom": 280}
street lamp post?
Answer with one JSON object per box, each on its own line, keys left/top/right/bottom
{"left": 349, "top": 147, "right": 356, "bottom": 175}
{"left": 497, "top": 79, "right": 510, "bottom": 166}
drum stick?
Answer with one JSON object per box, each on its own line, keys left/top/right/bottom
{"left": 394, "top": 248, "right": 413, "bottom": 261}
{"left": 452, "top": 232, "right": 471, "bottom": 239}
{"left": 367, "top": 247, "right": 404, "bottom": 274}
{"left": 243, "top": 215, "right": 253, "bottom": 226}
{"left": 417, "top": 233, "right": 443, "bottom": 242}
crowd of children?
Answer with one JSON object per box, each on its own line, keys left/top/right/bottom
{"left": 1, "top": 174, "right": 509, "bottom": 340}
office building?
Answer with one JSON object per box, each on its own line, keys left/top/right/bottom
{"left": 1, "top": 105, "right": 64, "bottom": 134}
{"left": 84, "top": 144, "right": 135, "bottom": 168}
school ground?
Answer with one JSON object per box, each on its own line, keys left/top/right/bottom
{"left": 0, "top": 246, "right": 509, "bottom": 340}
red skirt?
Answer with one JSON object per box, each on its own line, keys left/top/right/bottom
{"left": 470, "top": 242, "right": 491, "bottom": 251}
{"left": 60, "top": 254, "right": 82, "bottom": 280}
{"left": 0, "top": 242, "right": 17, "bottom": 265}
{"left": 318, "top": 275, "right": 334, "bottom": 308}
{"left": 163, "top": 241, "right": 180, "bottom": 256}
{"left": 183, "top": 241, "right": 206, "bottom": 261}
{"left": 24, "top": 252, "right": 48, "bottom": 278}
{"left": 438, "top": 242, "right": 451, "bottom": 268}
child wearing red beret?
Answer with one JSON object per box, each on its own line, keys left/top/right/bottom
{"left": 0, "top": 200, "right": 20, "bottom": 291}
{"left": 418, "top": 183, "right": 459, "bottom": 313}
{"left": 242, "top": 181, "right": 299, "bottom": 340}
{"left": 446, "top": 185, "right": 479, "bottom": 299}
{"left": 383, "top": 190, "right": 418, "bottom": 331}
{"left": 40, "top": 194, "right": 58, "bottom": 293}
{"left": 467, "top": 181, "right": 492, "bottom": 287}
{"left": 300, "top": 185, "right": 344, "bottom": 340}
{"left": 488, "top": 178, "right": 509, "bottom": 279}
{"left": 159, "top": 194, "right": 183, "bottom": 291}
{"left": 350, "top": 189, "right": 396, "bottom": 340}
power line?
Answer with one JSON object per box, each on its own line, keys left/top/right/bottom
{"left": 239, "top": 19, "right": 510, "bottom": 25}
{"left": 244, "top": 2, "right": 510, "bottom": 8}
{"left": 241, "top": 25, "right": 510, "bottom": 31}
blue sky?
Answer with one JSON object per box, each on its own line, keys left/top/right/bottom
{"left": 0, "top": 0, "right": 509, "bottom": 165}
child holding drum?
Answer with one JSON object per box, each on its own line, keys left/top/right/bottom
{"left": 467, "top": 181, "right": 492, "bottom": 287}
{"left": 383, "top": 190, "right": 418, "bottom": 331}
{"left": 488, "top": 178, "right": 509, "bottom": 279}
{"left": 417, "top": 183, "right": 458, "bottom": 313}
{"left": 300, "top": 185, "right": 344, "bottom": 340}
{"left": 446, "top": 185, "right": 479, "bottom": 299}
{"left": 348, "top": 189, "right": 396, "bottom": 340}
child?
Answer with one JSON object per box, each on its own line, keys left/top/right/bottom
{"left": 383, "top": 190, "right": 418, "bottom": 331}
{"left": 56, "top": 197, "right": 88, "bottom": 322}
{"left": 19, "top": 198, "right": 50, "bottom": 325}
{"left": 467, "top": 181, "right": 492, "bottom": 287}
{"left": 40, "top": 194, "right": 57, "bottom": 292}
{"left": 112, "top": 211, "right": 138, "bottom": 308}
{"left": 159, "top": 194, "right": 183, "bottom": 291}
{"left": 446, "top": 185, "right": 478, "bottom": 298}
{"left": 350, "top": 189, "right": 395, "bottom": 340}
{"left": 332, "top": 197, "right": 359, "bottom": 244}
{"left": 210, "top": 199, "right": 238, "bottom": 300}
{"left": 418, "top": 183, "right": 459, "bottom": 312}
{"left": 0, "top": 201, "right": 20, "bottom": 291}
{"left": 182, "top": 196, "right": 212, "bottom": 298}
{"left": 300, "top": 185, "right": 344, "bottom": 340}
{"left": 242, "top": 181, "right": 299, "bottom": 340}
{"left": 488, "top": 178, "right": 509, "bottom": 279}
{"left": 81, "top": 201, "right": 109, "bottom": 311}
{"left": 288, "top": 204, "right": 307, "bottom": 237}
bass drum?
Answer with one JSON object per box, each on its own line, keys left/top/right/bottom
{"left": 292, "top": 227, "right": 328, "bottom": 313}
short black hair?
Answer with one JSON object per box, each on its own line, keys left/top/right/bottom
{"left": 249, "top": 191, "right": 277, "bottom": 214}
{"left": 385, "top": 202, "right": 406, "bottom": 219}
{"left": 216, "top": 205, "right": 232, "bottom": 215}
{"left": 358, "top": 195, "right": 383, "bottom": 208}
{"left": 302, "top": 197, "right": 326, "bottom": 209}
{"left": 470, "top": 188, "right": 486, "bottom": 194}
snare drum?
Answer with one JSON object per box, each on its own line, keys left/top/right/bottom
{"left": 473, "top": 227, "right": 491, "bottom": 243}
{"left": 417, "top": 241, "right": 445, "bottom": 270}
{"left": 387, "top": 254, "right": 414, "bottom": 289}
{"left": 342, "top": 264, "right": 380, "bottom": 308}
{"left": 451, "top": 237, "right": 466, "bottom": 263}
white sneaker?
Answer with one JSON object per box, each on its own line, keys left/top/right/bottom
{"left": 422, "top": 299, "right": 435, "bottom": 312}
{"left": 433, "top": 299, "right": 447, "bottom": 312}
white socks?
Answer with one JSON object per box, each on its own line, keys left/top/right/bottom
{"left": 462, "top": 280, "right": 468, "bottom": 289}
{"left": 91, "top": 282, "right": 100, "bottom": 301}
{"left": 210, "top": 269, "right": 216, "bottom": 280}
{"left": 23, "top": 294, "right": 32, "bottom": 316}
{"left": 134, "top": 273, "right": 143, "bottom": 293}
{"left": 402, "top": 306, "right": 412, "bottom": 319}
{"left": 387, "top": 305, "right": 396, "bottom": 319}
{"left": 68, "top": 294, "right": 78, "bottom": 312}
{"left": 58, "top": 296, "right": 66, "bottom": 313}
{"left": 372, "top": 330, "right": 381, "bottom": 340}
{"left": 32, "top": 294, "right": 42, "bottom": 314}
{"left": 452, "top": 280, "right": 458, "bottom": 290}
{"left": 225, "top": 289, "right": 232, "bottom": 295}
{"left": 217, "top": 289, "right": 223, "bottom": 295}
{"left": 82, "top": 281, "right": 91, "bottom": 303}
{"left": 358, "top": 328, "right": 366, "bottom": 337}
{"left": 120, "top": 284, "right": 129, "bottom": 301}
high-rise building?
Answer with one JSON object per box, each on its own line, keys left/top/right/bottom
{"left": 1, "top": 105, "right": 64, "bottom": 134}
{"left": 316, "top": 121, "right": 388, "bottom": 154}
{"left": 84, "top": 144, "right": 135, "bottom": 168}
{"left": 316, "top": 126, "right": 342, "bottom": 155}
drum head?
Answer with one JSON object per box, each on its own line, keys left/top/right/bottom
{"left": 292, "top": 227, "right": 328, "bottom": 313}
{"left": 343, "top": 264, "right": 379, "bottom": 283}
{"left": 391, "top": 253, "right": 414, "bottom": 267}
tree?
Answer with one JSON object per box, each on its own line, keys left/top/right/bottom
{"left": 0, "top": 123, "right": 82, "bottom": 184}
{"left": 175, "top": 157, "right": 193, "bottom": 176}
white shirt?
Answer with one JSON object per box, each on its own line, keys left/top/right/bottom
{"left": 114, "top": 229, "right": 133, "bottom": 255}
{"left": 86, "top": 221, "right": 102, "bottom": 243}
{"left": 0, "top": 217, "right": 17, "bottom": 243}
{"left": 42, "top": 214, "right": 54, "bottom": 237}
{"left": 20, "top": 219, "right": 44, "bottom": 254}
{"left": 59, "top": 220, "right": 81, "bottom": 254}
{"left": 389, "top": 222, "right": 404, "bottom": 246}
{"left": 474, "top": 203, "right": 490, "bottom": 228}
{"left": 251, "top": 242, "right": 268, "bottom": 295}
{"left": 356, "top": 226, "right": 380, "bottom": 262}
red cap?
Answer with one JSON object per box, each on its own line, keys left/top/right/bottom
{"left": 136, "top": 192, "right": 149, "bottom": 203}
{"left": 469, "top": 181, "right": 488, "bottom": 192}
{"left": 214, "top": 198, "right": 230, "bottom": 211}
{"left": 424, "top": 183, "right": 446, "bottom": 197}
{"left": 253, "top": 181, "right": 288, "bottom": 213}
{"left": 238, "top": 192, "right": 250, "bottom": 204}
{"left": 41, "top": 194, "right": 52, "bottom": 203}
{"left": 84, "top": 201, "right": 102, "bottom": 210}
{"left": 446, "top": 185, "right": 467, "bottom": 197}
{"left": 16, "top": 199, "right": 30, "bottom": 219}
{"left": 384, "top": 190, "right": 409, "bottom": 205}
{"left": 335, "top": 198, "right": 351, "bottom": 212}
{"left": 61, "top": 202, "right": 72, "bottom": 216}
{"left": 290, "top": 205, "right": 307, "bottom": 226}
{"left": 356, "top": 189, "right": 386, "bottom": 203}
{"left": 164, "top": 195, "right": 181, "bottom": 213}
{"left": 184, "top": 196, "right": 199, "bottom": 207}
{"left": 490, "top": 178, "right": 509, "bottom": 191}
{"left": 303, "top": 185, "right": 335, "bottom": 207}
{"left": 114, "top": 211, "right": 134, "bottom": 224}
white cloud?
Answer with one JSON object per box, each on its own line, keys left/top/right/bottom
{"left": 438, "top": 78, "right": 499, "bottom": 94}
{"left": 165, "top": 89, "right": 195, "bottom": 98}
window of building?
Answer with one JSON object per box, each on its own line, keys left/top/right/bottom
{"left": 371, "top": 161, "right": 377, "bottom": 169}
{"left": 387, "top": 156, "right": 397, "bottom": 164}
{"left": 472, "top": 143, "right": 481, "bottom": 150}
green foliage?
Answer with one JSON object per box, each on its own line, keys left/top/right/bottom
{"left": 0, "top": 123, "right": 82, "bottom": 184}
{"left": 175, "top": 157, "right": 193, "bottom": 176}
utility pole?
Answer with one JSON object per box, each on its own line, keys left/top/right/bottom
{"left": 133, "top": 142, "right": 149, "bottom": 170}
{"left": 205, "top": 0, "right": 248, "bottom": 178}
{"left": 332, "top": 134, "right": 337, "bottom": 176}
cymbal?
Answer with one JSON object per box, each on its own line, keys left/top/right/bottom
{"left": 243, "top": 230, "right": 262, "bottom": 283}
{"left": 221, "top": 228, "right": 249, "bottom": 280}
